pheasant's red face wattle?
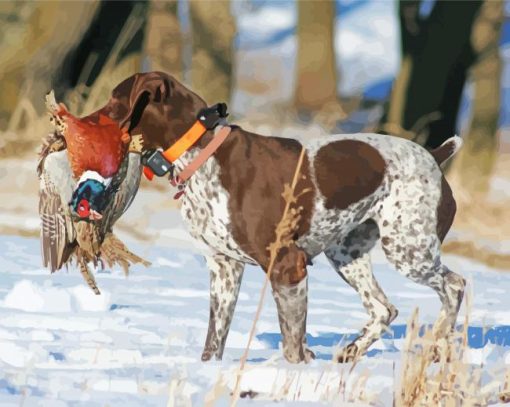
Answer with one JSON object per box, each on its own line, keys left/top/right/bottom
{"left": 77, "top": 199, "right": 90, "bottom": 218}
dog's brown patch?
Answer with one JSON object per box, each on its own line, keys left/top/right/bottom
{"left": 271, "top": 245, "right": 308, "bottom": 285}
{"left": 436, "top": 175, "right": 456, "bottom": 242}
{"left": 215, "top": 129, "right": 315, "bottom": 268}
{"left": 314, "top": 140, "right": 386, "bottom": 210}
{"left": 430, "top": 139, "right": 459, "bottom": 166}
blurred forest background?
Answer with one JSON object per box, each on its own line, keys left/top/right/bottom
{"left": 0, "top": 0, "right": 509, "bottom": 268}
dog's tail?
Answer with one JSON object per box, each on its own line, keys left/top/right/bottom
{"left": 430, "top": 136, "right": 463, "bottom": 166}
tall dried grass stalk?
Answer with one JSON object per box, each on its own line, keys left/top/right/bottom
{"left": 396, "top": 292, "right": 510, "bottom": 406}
{"left": 229, "top": 147, "right": 307, "bottom": 406}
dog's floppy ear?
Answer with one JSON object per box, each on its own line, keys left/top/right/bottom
{"left": 117, "top": 72, "right": 172, "bottom": 132}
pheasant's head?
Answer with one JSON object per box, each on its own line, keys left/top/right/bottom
{"left": 70, "top": 172, "right": 110, "bottom": 221}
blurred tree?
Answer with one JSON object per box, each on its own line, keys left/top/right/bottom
{"left": 60, "top": 1, "right": 148, "bottom": 114}
{"left": 451, "top": 0, "right": 504, "bottom": 197}
{"left": 0, "top": 0, "right": 149, "bottom": 128}
{"left": 0, "top": 1, "right": 98, "bottom": 129}
{"left": 189, "top": 0, "right": 236, "bottom": 104}
{"left": 294, "top": 0, "right": 339, "bottom": 113}
{"left": 384, "top": 0, "right": 483, "bottom": 148}
{"left": 61, "top": 1, "right": 147, "bottom": 89}
{"left": 144, "top": 0, "right": 182, "bottom": 80}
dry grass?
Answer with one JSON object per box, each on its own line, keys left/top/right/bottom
{"left": 203, "top": 361, "right": 378, "bottom": 405}
{"left": 0, "top": 98, "right": 48, "bottom": 158}
{"left": 396, "top": 303, "right": 510, "bottom": 406}
{"left": 200, "top": 305, "right": 510, "bottom": 405}
{"left": 443, "top": 154, "right": 510, "bottom": 271}
{"left": 443, "top": 240, "right": 510, "bottom": 270}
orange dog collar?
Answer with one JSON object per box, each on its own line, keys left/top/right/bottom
{"left": 142, "top": 103, "right": 229, "bottom": 181}
{"left": 161, "top": 121, "right": 207, "bottom": 163}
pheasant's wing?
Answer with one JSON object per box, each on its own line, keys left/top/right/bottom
{"left": 99, "top": 152, "right": 148, "bottom": 275}
{"left": 111, "top": 152, "right": 142, "bottom": 223}
{"left": 39, "top": 150, "right": 77, "bottom": 272}
{"left": 100, "top": 152, "right": 142, "bottom": 236}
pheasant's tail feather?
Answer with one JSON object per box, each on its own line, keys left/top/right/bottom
{"left": 78, "top": 258, "right": 101, "bottom": 295}
{"left": 75, "top": 222, "right": 101, "bottom": 256}
{"left": 100, "top": 233, "right": 151, "bottom": 276}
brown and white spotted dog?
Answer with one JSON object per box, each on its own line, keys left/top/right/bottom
{"left": 102, "top": 71, "right": 464, "bottom": 363}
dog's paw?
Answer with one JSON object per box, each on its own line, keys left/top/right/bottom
{"left": 336, "top": 343, "right": 360, "bottom": 363}
{"left": 283, "top": 346, "right": 315, "bottom": 364}
{"left": 201, "top": 349, "right": 214, "bottom": 362}
{"left": 304, "top": 347, "right": 316, "bottom": 362}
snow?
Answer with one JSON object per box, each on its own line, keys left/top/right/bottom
{"left": 1, "top": 1, "right": 510, "bottom": 404}
{"left": 4, "top": 280, "right": 72, "bottom": 313}
{"left": 2, "top": 280, "right": 111, "bottom": 313}
{"left": 336, "top": 1, "right": 400, "bottom": 96}
{"left": 0, "top": 216, "right": 509, "bottom": 405}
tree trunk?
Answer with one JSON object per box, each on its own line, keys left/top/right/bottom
{"left": 294, "top": 0, "right": 338, "bottom": 112}
{"left": 451, "top": 0, "right": 504, "bottom": 198}
{"left": 62, "top": 1, "right": 148, "bottom": 115}
{"left": 144, "top": 0, "right": 182, "bottom": 79}
{"left": 0, "top": 1, "right": 99, "bottom": 129}
{"left": 189, "top": 0, "right": 235, "bottom": 104}
{"left": 384, "top": 0, "right": 483, "bottom": 148}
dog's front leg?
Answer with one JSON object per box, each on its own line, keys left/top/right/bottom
{"left": 270, "top": 245, "right": 314, "bottom": 363}
{"left": 202, "top": 253, "right": 245, "bottom": 361}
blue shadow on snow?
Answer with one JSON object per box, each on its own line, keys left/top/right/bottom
{"left": 256, "top": 324, "right": 510, "bottom": 355}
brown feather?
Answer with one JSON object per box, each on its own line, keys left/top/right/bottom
{"left": 39, "top": 97, "right": 147, "bottom": 293}
{"left": 39, "top": 168, "right": 72, "bottom": 272}
{"left": 62, "top": 111, "right": 128, "bottom": 178}
{"left": 100, "top": 233, "right": 151, "bottom": 276}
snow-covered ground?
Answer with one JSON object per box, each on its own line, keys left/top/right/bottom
{"left": 1, "top": 1, "right": 510, "bottom": 405}
{"left": 0, "top": 210, "right": 510, "bottom": 406}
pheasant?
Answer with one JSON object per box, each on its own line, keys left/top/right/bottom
{"left": 37, "top": 92, "right": 150, "bottom": 294}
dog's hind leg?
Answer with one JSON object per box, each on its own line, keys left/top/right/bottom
{"left": 380, "top": 232, "right": 465, "bottom": 340}
{"left": 378, "top": 176, "right": 465, "bottom": 342}
{"left": 270, "top": 244, "right": 314, "bottom": 363}
{"left": 325, "top": 220, "right": 398, "bottom": 362}
{"left": 202, "top": 253, "right": 245, "bottom": 361}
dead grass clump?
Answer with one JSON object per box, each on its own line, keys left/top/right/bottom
{"left": 205, "top": 362, "right": 376, "bottom": 405}
{"left": 396, "top": 306, "right": 510, "bottom": 406}
{"left": 442, "top": 240, "right": 510, "bottom": 270}
{"left": 0, "top": 97, "right": 48, "bottom": 158}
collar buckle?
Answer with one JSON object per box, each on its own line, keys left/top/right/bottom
{"left": 197, "top": 103, "right": 228, "bottom": 130}
{"left": 141, "top": 103, "right": 230, "bottom": 182}
{"left": 141, "top": 149, "right": 174, "bottom": 177}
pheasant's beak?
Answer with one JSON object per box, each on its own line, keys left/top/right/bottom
{"left": 89, "top": 210, "right": 103, "bottom": 221}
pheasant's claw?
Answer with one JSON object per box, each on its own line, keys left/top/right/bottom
{"left": 89, "top": 210, "right": 103, "bottom": 221}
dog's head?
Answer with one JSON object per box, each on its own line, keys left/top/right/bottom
{"left": 105, "top": 72, "right": 208, "bottom": 150}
